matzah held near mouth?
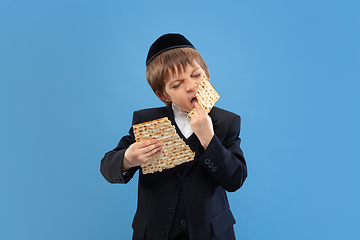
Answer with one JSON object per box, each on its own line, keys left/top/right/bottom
{"left": 188, "top": 75, "right": 220, "bottom": 118}
{"left": 133, "top": 117, "right": 195, "bottom": 174}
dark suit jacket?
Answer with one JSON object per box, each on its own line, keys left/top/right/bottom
{"left": 100, "top": 106, "right": 247, "bottom": 240}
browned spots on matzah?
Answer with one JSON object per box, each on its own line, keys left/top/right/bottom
{"left": 132, "top": 117, "right": 195, "bottom": 174}
{"left": 188, "top": 75, "right": 220, "bottom": 118}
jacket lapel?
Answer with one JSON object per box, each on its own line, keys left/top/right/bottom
{"left": 182, "top": 108, "right": 219, "bottom": 176}
{"left": 166, "top": 106, "right": 219, "bottom": 178}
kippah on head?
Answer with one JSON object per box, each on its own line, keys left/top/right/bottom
{"left": 146, "top": 33, "right": 196, "bottom": 65}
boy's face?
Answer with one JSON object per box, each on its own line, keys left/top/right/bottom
{"left": 162, "top": 61, "right": 206, "bottom": 113}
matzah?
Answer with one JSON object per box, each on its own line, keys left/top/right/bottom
{"left": 133, "top": 117, "right": 195, "bottom": 174}
{"left": 188, "top": 75, "right": 220, "bottom": 118}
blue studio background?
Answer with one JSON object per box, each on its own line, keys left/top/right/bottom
{"left": 1, "top": 0, "right": 359, "bottom": 239}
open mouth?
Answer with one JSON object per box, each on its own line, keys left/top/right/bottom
{"left": 191, "top": 96, "right": 198, "bottom": 108}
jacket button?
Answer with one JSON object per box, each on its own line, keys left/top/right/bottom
{"left": 162, "top": 231, "right": 168, "bottom": 237}
{"left": 208, "top": 162, "right": 214, "bottom": 168}
{"left": 205, "top": 159, "right": 210, "bottom": 164}
{"left": 114, "top": 177, "right": 122, "bottom": 183}
{"left": 212, "top": 166, "right": 217, "bottom": 172}
{"left": 181, "top": 220, "right": 187, "bottom": 226}
{"left": 168, "top": 207, "right": 175, "bottom": 214}
{"left": 175, "top": 182, "right": 180, "bottom": 190}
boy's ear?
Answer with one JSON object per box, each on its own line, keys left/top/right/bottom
{"left": 156, "top": 91, "right": 167, "bottom": 102}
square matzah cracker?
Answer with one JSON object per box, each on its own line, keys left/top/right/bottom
{"left": 188, "top": 75, "right": 220, "bottom": 118}
{"left": 132, "top": 117, "right": 195, "bottom": 174}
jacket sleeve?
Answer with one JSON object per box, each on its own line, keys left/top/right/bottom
{"left": 195, "top": 114, "right": 247, "bottom": 192}
{"left": 100, "top": 116, "right": 139, "bottom": 184}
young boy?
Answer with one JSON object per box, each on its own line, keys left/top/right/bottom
{"left": 100, "top": 33, "right": 247, "bottom": 240}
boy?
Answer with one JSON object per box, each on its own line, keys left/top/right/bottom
{"left": 100, "top": 33, "right": 247, "bottom": 240}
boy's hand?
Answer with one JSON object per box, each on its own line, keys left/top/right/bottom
{"left": 190, "top": 103, "right": 214, "bottom": 149}
{"left": 123, "top": 139, "right": 162, "bottom": 171}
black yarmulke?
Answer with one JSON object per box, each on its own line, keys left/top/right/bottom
{"left": 146, "top": 33, "right": 195, "bottom": 65}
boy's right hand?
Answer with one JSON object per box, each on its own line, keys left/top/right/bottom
{"left": 123, "top": 139, "right": 162, "bottom": 171}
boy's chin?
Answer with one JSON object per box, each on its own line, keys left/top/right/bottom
{"left": 181, "top": 106, "right": 193, "bottom": 113}
{"left": 173, "top": 101, "right": 195, "bottom": 113}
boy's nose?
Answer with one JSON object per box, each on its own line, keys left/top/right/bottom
{"left": 185, "top": 79, "right": 198, "bottom": 92}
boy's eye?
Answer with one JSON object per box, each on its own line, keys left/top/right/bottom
{"left": 173, "top": 82, "right": 182, "bottom": 88}
{"left": 193, "top": 73, "right": 201, "bottom": 78}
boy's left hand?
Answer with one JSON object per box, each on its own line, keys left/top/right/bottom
{"left": 190, "top": 103, "right": 214, "bottom": 149}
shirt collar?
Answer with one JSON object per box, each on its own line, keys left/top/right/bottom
{"left": 172, "top": 103, "right": 193, "bottom": 138}
{"left": 172, "top": 103, "right": 189, "bottom": 120}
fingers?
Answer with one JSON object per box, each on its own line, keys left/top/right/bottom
{"left": 124, "top": 139, "right": 162, "bottom": 170}
{"left": 142, "top": 140, "right": 162, "bottom": 156}
{"left": 136, "top": 139, "right": 162, "bottom": 158}
{"left": 196, "top": 102, "right": 206, "bottom": 113}
{"left": 192, "top": 103, "right": 206, "bottom": 118}
{"left": 190, "top": 103, "right": 214, "bottom": 149}
{"left": 136, "top": 139, "right": 158, "bottom": 148}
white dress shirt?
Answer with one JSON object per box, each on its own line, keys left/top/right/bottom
{"left": 172, "top": 103, "right": 193, "bottom": 139}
